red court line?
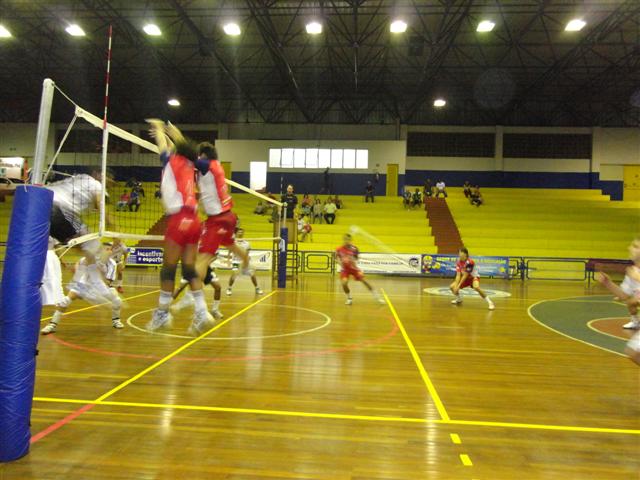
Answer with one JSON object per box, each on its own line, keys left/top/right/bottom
{"left": 30, "top": 403, "right": 95, "bottom": 444}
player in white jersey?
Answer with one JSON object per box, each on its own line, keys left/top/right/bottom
{"left": 596, "top": 237, "right": 640, "bottom": 365}
{"left": 41, "top": 244, "right": 124, "bottom": 335}
{"left": 226, "top": 227, "right": 263, "bottom": 296}
{"left": 108, "top": 238, "right": 129, "bottom": 293}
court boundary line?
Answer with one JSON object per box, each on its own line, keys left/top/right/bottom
{"left": 381, "top": 289, "right": 450, "bottom": 421}
{"left": 31, "top": 396, "right": 640, "bottom": 435}
{"left": 527, "top": 297, "right": 627, "bottom": 358}
{"left": 31, "top": 291, "right": 276, "bottom": 443}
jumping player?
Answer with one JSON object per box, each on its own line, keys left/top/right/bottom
{"left": 450, "top": 247, "right": 495, "bottom": 310}
{"left": 193, "top": 141, "right": 250, "bottom": 290}
{"left": 147, "top": 119, "right": 213, "bottom": 336}
{"left": 596, "top": 237, "right": 640, "bottom": 365}
{"left": 227, "top": 227, "right": 263, "bottom": 296}
{"left": 41, "top": 245, "right": 123, "bottom": 334}
{"left": 172, "top": 257, "right": 224, "bottom": 320}
{"left": 336, "top": 233, "right": 384, "bottom": 305}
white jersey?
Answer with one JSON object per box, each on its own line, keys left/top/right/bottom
{"left": 110, "top": 242, "right": 128, "bottom": 263}
{"left": 47, "top": 174, "right": 103, "bottom": 216}
{"left": 232, "top": 239, "right": 250, "bottom": 264}
{"left": 621, "top": 266, "right": 640, "bottom": 298}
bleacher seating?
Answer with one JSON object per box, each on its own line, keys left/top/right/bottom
{"left": 447, "top": 188, "right": 639, "bottom": 259}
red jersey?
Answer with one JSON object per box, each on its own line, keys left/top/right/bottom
{"left": 198, "top": 159, "right": 233, "bottom": 216}
{"left": 336, "top": 244, "right": 360, "bottom": 269}
{"left": 161, "top": 153, "right": 197, "bottom": 214}
{"left": 456, "top": 258, "right": 479, "bottom": 278}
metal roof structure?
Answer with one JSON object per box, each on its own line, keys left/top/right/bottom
{"left": 1, "top": 0, "right": 638, "bottom": 126}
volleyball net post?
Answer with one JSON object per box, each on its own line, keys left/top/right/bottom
{"left": 0, "top": 79, "right": 55, "bottom": 462}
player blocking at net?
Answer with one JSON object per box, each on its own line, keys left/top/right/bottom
{"left": 336, "top": 233, "right": 385, "bottom": 305}
{"left": 146, "top": 120, "right": 214, "bottom": 336}
{"left": 450, "top": 247, "right": 495, "bottom": 310}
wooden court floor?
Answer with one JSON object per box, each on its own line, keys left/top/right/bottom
{"left": 0, "top": 270, "right": 638, "bottom": 479}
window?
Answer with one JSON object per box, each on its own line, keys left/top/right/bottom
{"left": 268, "top": 148, "right": 368, "bottom": 169}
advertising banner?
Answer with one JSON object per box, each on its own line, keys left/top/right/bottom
{"left": 421, "top": 254, "right": 510, "bottom": 278}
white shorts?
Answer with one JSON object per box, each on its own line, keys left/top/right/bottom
{"left": 41, "top": 250, "right": 64, "bottom": 306}
{"left": 620, "top": 274, "right": 640, "bottom": 299}
{"left": 69, "top": 269, "right": 119, "bottom": 306}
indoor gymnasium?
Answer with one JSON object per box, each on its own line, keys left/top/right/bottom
{"left": 0, "top": 1, "right": 639, "bottom": 479}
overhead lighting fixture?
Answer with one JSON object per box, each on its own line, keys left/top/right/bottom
{"left": 223, "top": 22, "right": 241, "bottom": 36}
{"left": 306, "top": 21, "right": 322, "bottom": 35}
{"left": 0, "top": 25, "right": 12, "bottom": 38}
{"left": 433, "top": 99, "right": 446, "bottom": 108}
{"left": 477, "top": 20, "right": 495, "bottom": 32}
{"left": 565, "top": 19, "right": 586, "bottom": 32}
{"left": 390, "top": 19, "right": 407, "bottom": 34}
{"left": 167, "top": 98, "right": 180, "bottom": 107}
{"left": 65, "top": 24, "right": 86, "bottom": 37}
{"left": 143, "top": 23, "right": 162, "bottom": 36}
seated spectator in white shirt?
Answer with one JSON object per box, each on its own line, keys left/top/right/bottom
{"left": 324, "top": 200, "right": 338, "bottom": 224}
{"left": 435, "top": 180, "right": 448, "bottom": 198}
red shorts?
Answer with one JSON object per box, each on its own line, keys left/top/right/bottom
{"left": 459, "top": 276, "right": 479, "bottom": 289}
{"left": 165, "top": 209, "right": 201, "bottom": 247}
{"left": 199, "top": 211, "right": 238, "bottom": 254}
{"left": 340, "top": 266, "right": 364, "bottom": 281}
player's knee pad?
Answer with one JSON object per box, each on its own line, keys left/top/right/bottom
{"left": 182, "top": 265, "right": 198, "bottom": 283}
{"left": 160, "top": 265, "right": 177, "bottom": 284}
{"left": 57, "top": 295, "right": 72, "bottom": 309}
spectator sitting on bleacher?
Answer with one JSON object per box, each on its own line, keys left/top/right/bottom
{"left": 312, "top": 198, "right": 323, "bottom": 224}
{"left": 403, "top": 190, "right": 412, "bottom": 209}
{"left": 411, "top": 188, "right": 422, "bottom": 208}
{"left": 435, "top": 180, "right": 448, "bottom": 198}
{"left": 128, "top": 188, "right": 141, "bottom": 212}
{"left": 254, "top": 200, "right": 266, "bottom": 215}
{"left": 301, "top": 194, "right": 312, "bottom": 217}
{"left": 424, "top": 179, "right": 433, "bottom": 198}
{"left": 334, "top": 195, "right": 343, "bottom": 209}
{"left": 154, "top": 184, "right": 161, "bottom": 199}
{"left": 463, "top": 181, "right": 472, "bottom": 198}
{"left": 298, "top": 216, "right": 312, "bottom": 242}
{"left": 470, "top": 185, "right": 483, "bottom": 207}
{"left": 324, "top": 199, "right": 337, "bottom": 224}
{"left": 117, "top": 190, "right": 129, "bottom": 211}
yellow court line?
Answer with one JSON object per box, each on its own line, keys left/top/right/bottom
{"left": 382, "top": 289, "right": 451, "bottom": 421}
{"left": 41, "top": 289, "right": 160, "bottom": 323}
{"left": 94, "top": 290, "right": 277, "bottom": 402}
{"left": 450, "top": 433, "right": 461, "bottom": 444}
{"left": 31, "top": 396, "right": 640, "bottom": 435}
{"left": 460, "top": 454, "right": 473, "bottom": 466}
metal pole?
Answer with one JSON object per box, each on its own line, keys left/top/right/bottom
{"left": 32, "top": 79, "right": 55, "bottom": 185}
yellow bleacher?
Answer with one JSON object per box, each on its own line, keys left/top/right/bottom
{"left": 447, "top": 188, "right": 639, "bottom": 259}
{"left": 231, "top": 194, "right": 437, "bottom": 254}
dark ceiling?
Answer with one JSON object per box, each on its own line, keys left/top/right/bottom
{"left": 1, "top": 0, "right": 639, "bottom": 127}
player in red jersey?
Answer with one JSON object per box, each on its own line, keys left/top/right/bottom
{"left": 146, "top": 120, "right": 213, "bottom": 335}
{"left": 336, "top": 234, "right": 384, "bottom": 305}
{"left": 193, "top": 142, "right": 249, "bottom": 290}
{"left": 450, "top": 247, "right": 495, "bottom": 310}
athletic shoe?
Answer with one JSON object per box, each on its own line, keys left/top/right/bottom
{"left": 226, "top": 288, "right": 233, "bottom": 296}
{"left": 116, "top": 286, "right": 124, "bottom": 294}
{"left": 112, "top": 318, "right": 124, "bottom": 329}
{"left": 623, "top": 319, "right": 640, "bottom": 330}
{"left": 171, "top": 293, "right": 195, "bottom": 313}
{"left": 211, "top": 309, "right": 224, "bottom": 320}
{"left": 345, "top": 298, "right": 353, "bottom": 305}
{"left": 188, "top": 310, "right": 215, "bottom": 337}
{"left": 488, "top": 301, "right": 495, "bottom": 311}
{"left": 41, "top": 323, "right": 57, "bottom": 335}
{"left": 451, "top": 298, "right": 463, "bottom": 305}
{"left": 255, "top": 287, "right": 264, "bottom": 295}
{"left": 146, "top": 309, "right": 173, "bottom": 331}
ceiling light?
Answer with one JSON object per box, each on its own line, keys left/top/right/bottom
{"left": 223, "top": 22, "right": 241, "bottom": 36}
{"left": 390, "top": 20, "right": 407, "bottom": 34}
{"left": 65, "top": 24, "right": 86, "bottom": 37}
{"left": 565, "top": 19, "right": 586, "bottom": 32}
{"left": 167, "top": 98, "right": 180, "bottom": 107}
{"left": 0, "top": 25, "right": 12, "bottom": 38}
{"left": 143, "top": 24, "right": 162, "bottom": 36}
{"left": 477, "top": 20, "right": 495, "bottom": 32}
{"left": 306, "top": 21, "right": 322, "bottom": 35}
{"left": 433, "top": 99, "right": 446, "bottom": 108}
